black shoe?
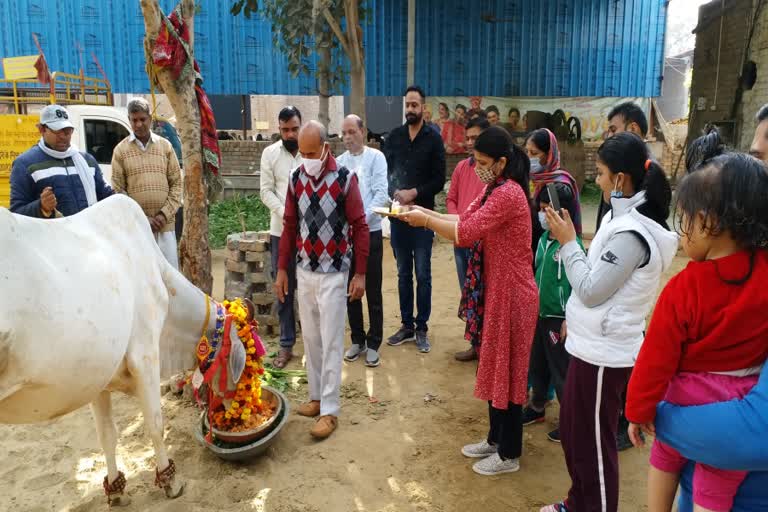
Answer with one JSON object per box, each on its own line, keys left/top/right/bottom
{"left": 547, "top": 428, "right": 561, "bottom": 443}
{"left": 416, "top": 330, "right": 431, "bottom": 353}
{"left": 616, "top": 428, "right": 640, "bottom": 451}
{"left": 387, "top": 326, "right": 416, "bottom": 346}
{"left": 521, "top": 406, "right": 546, "bottom": 426}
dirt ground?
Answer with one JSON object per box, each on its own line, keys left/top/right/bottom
{"left": 0, "top": 241, "right": 689, "bottom": 512}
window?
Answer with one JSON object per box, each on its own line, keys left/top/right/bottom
{"left": 84, "top": 119, "right": 129, "bottom": 164}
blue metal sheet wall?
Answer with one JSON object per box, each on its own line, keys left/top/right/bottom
{"left": 0, "top": 0, "right": 666, "bottom": 97}
{"left": 414, "top": 0, "right": 667, "bottom": 97}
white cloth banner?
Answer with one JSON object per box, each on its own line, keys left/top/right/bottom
{"left": 426, "top": 96, "right": 651, "bottom": 142}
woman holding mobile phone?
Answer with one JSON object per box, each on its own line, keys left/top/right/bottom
{"left": 539, "top": 132, "right": 677, "bottom": 512}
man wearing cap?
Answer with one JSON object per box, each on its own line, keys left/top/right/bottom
{"left": 10, "top": 104, "right": 113, "bottom": 218}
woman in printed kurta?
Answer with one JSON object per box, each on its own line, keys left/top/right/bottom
{"left": 398, "top": 127, "right": 538, "bottom": 476}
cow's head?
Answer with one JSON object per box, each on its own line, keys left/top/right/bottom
{"left": 203, "top": 298, "right": 257, "bottom": 407}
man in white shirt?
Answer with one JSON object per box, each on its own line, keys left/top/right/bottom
{"left": 337, "top": 115, "right": 389, "bottom": 367}
{"left": 260, "top": 106, "right": 303, "bottom": 369}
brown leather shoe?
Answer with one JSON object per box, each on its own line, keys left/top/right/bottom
{"left": 273, "top": 348, "right": 293, "bottom": 369}
{"left": 454, "top": 346, "right": 478, "bottom": 362}
{"left": 310, "top": 415, "right": 338, "bottom": 439}
{"left": 296, "top": 400, "right": 320, "bottom": 417}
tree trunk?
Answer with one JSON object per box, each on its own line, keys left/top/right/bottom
{"left": 140, "top": 0, "right": 213, "bottom": 296}
{"left": 350, "top": 62, "right": 366, "bottom": 126}
{"left": 344, "top": 0, "right": 366, "bottom": 126}
{"left": 317, "top": 46, "right": 331, "bottom": 129}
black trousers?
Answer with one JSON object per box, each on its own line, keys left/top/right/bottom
{"left": 487, "top": 402, "right": 524, "bottom": 460}
{"left": 348, "top": 230, "right": 384, "bottom": 351}
{"left": 529, "top": 317, "right": 570, "bottom": 409}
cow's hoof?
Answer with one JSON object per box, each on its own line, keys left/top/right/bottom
{"left": 163, "top": 478, "right": 185, "bottom": 499}
{"left": 109, "top": 496, "right": 132, "bottom": 507}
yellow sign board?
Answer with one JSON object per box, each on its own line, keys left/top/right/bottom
{"left": 0, "top": 115, "right": 40, "bottom": 208}
{"left": 2, "top": 55, "right": 41, "bottom": 80}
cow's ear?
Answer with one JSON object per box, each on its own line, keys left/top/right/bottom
{"left": 228, "top": 324, "right": 246, "bottom": 385}
{"left": 242, "top": 298, "right": 256, "bottom": 322}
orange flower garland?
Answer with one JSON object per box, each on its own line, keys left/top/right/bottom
{"left": 210, "top": 299, "right": 271, "bottom": 431}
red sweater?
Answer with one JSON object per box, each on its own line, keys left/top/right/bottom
{"left": 626, "top": 250, "right": 768, "bottom": 424}
{"left": 278, "top": 153, "right": 369, "bottom": 274}
{"left": 446, "top": 157, "right": 485, "bottom": 216}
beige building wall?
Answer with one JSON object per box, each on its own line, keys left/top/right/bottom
{"left": 115, "top": 93, "right": 346, "bottom": 138}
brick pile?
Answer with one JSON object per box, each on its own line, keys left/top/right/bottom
{"left": 224, "top": 231, "right": 280, "bottom": 336}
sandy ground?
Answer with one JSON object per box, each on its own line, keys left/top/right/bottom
{"left": 0, "top": 240, "right": 689, "bottom": 512}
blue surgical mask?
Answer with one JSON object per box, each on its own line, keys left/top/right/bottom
{"left": 610, "top": 177, "right": 624, "bottom": 199}
{"left": 530, "top": 157, "right": 543, "bottom": 174}
{"left": 538, "top": 211, "right": 550, "bottom": 231}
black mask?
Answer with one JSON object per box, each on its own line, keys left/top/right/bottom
{"left": 405, "top": 112, "right": 422, "bottom": 125}
{"left": 282, "top": 138, "right": 298, "bottom": 152}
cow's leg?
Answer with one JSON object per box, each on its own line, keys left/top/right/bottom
{"left": 91, "top": 391, "right": 130, "bottom": 507}
{"left": 132, "top": 359, "right": 184, "bottom": 499}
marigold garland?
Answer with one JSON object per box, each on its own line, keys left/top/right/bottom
{"left": 209, "top": 299, "right": 270, "bottom": 431}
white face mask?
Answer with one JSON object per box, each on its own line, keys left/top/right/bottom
{"left": 303, "top": 145, "right": 328, "bottom": 177}
{"left": 538, "top": 211, "right": 550, "bottom": 231}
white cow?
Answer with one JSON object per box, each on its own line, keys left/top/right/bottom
{"left": 0, "top": 194, "right": 246, "bottom": 506}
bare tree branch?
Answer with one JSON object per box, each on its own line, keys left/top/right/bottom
{"left": 181, "top": 0, "right": 195, "bottom": 50}
{"left": 140, "top": 0, "right": 162, "bottom": 40}
{"left": 322, "top": 8, "right": 352, "bottom": 58}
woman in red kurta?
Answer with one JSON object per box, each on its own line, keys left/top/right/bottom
{"left": 398, "top": 127, "right": 539, "bottom": 476}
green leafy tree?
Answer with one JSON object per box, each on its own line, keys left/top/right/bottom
{"left": 232, "top": 0, "right": 367, "bottom": 126}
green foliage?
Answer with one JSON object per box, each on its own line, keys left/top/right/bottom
{"left": 232, "top": 0, "right": 368, "bottom": 95}
{"left": 580, "top": 181, "right": 603, "bottom": 205}
{"left": 208, "top": 195, "right": 271, "bottom": 248}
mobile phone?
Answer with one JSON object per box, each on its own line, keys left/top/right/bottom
{"left": 546, "top": 182, "right": 561, "bottom": 213}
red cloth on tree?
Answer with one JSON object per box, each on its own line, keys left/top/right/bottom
{"left": 151, "top": 2, "right": 221, "bottom": 175}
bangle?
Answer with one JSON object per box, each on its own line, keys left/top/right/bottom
{"left": 425, "top": 217, "right": 430, "bottom": 230}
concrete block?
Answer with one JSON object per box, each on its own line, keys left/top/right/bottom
{"left": 239, "top": 239, "right": 268, "bottom": 252}
{"left": 226, "top": 249, "right": 244, "bottom": 262}
{"left": 225, "top": 259, "right": 249, "bottom": 273}
{"left": 251, "top": 292, "right": 276, "bottom": 306}
{"left": 225, "top": 281, "right": 253, "bottom": 300}
{"left": 226, "top": 235, "right": 240, "bottom": 251}
{"left": 245, "top": 251, "right": 271, "bottom": 263}
{"left": 248, "top": 272, "right": 272, "bottom": 284}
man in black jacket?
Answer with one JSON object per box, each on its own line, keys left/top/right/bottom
{"left": 383, "top": 85, "right": 446, "bottom": 354}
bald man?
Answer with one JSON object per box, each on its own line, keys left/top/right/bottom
{"left": 337, "top": 115, "right": 389, "bottom": 368}
{"left": 275, "top": 120, "right": 370, "bottom": 439}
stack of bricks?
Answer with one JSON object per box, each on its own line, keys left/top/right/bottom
{"left": 224, "top": 231, "right": 279, "bottom": 337}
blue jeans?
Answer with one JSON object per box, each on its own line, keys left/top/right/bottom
{"left": 390, "top": 220, "right": 433, "bottom": 332}
{"left": 453, "top": 247, "right": 471, "bottom": 290}
{"left": 270, "top": 235, "right": 296, "bottom": 350}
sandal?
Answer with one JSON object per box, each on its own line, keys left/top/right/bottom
{"left": 273, "top": 348, "right": 293, "bottom": 369}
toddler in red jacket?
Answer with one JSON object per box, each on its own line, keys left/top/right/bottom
{"left": 626, "top": 153, "right": 768, "bottom": 512}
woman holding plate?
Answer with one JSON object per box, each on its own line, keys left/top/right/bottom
{"left": 397, "top": 126, "right": 538, "bottom": 476}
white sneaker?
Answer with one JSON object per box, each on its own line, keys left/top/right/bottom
{"left": 365, "top": 349, "right": 380, "bottom": 367}
{"left": 461, "top": 440, "right": 497, "bottom": 458}
{"left": 472, "top": 453, "right": 520, "bottom": 476}
{"left": 344, "top": 344, "right": 366, "bottom": 362}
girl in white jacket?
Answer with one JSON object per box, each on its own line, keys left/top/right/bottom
{"left": 540, "top": 132, "right": 679, "bottom": 512}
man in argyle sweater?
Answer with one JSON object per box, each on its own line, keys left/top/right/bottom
{"left": 275, "top": 120, "right": 370, "bottom": 439}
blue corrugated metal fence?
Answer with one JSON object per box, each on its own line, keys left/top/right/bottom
{"left": 0, "top": 0, "right": 667, "bottom": 97}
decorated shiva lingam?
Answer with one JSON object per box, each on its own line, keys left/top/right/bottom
{"left": 192, "top": 298, "right": 288, "bottom": 459}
